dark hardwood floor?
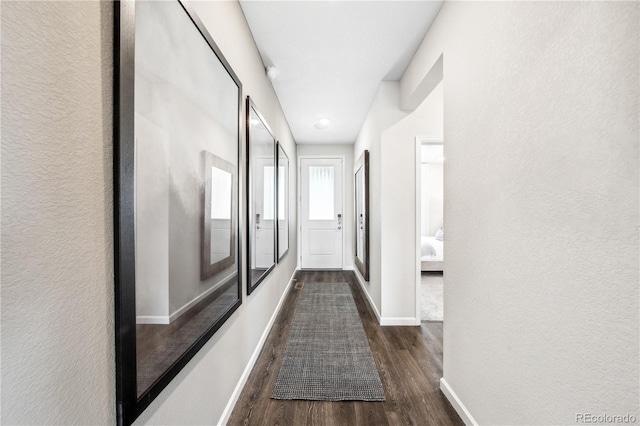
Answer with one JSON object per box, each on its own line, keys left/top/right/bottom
{"left": 228, "top": 270, "right": 463, "bottom": 426}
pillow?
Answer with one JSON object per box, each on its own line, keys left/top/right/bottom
{"left": 435, "top": 227, "right": 444, "bottom": 241}
{"left": 422, "top": 240, "right": 437, "bottom": 257}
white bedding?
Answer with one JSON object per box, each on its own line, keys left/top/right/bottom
{"left": 421, "top": 236, "right": 443, "bottom": 262}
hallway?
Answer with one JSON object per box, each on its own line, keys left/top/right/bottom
{"left": 2, "top": 1, "right": 638, "bottom": 424}
{"left": 228, "top": 270, "right": 462, "bottom": 426}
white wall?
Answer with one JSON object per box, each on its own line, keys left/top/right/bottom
{"left": 1, "top": 1, "right": 298, "bottom": 425}
{"left": 421, "top": 142, "right": 444, "bottom": 237}
{"left": 1, "top": 2, "right": 116, "bottom": 424}
{"left": 354, "top": 80, "right": 443, "bottom": 323}
{"left": 297, "top": 144, "right": 354, "bottom": 270}
{"left": 402, "top": 2, "right": 639, "bottom": 424}
{"left": 422, "top": 161, "right": 444, "bottom": 237}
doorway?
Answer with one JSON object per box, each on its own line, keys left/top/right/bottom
{"left": 416, "top": 138, "right": 444, "bottom": 322}
{"left": 299, "top": 157, "right": 344, "bottom": 269}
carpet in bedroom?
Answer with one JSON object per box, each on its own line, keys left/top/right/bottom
{"left": 421, "top": 272, "right": 443, "bottom": 321}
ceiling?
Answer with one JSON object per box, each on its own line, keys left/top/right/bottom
{"left": 239, "top": 0, "right": 444, "bottom": 145}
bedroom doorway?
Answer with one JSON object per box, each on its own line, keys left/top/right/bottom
{"left": 416, "top": 138, "right": 444, "bottom": 322}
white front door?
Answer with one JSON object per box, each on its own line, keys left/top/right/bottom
{"left": 300, "top": 158, "right": 343, "bottom": 269}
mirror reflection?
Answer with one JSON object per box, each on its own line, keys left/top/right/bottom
{"left": 355, "top": 168, "right": 365, "bottom": 263}
{"left": 247, "top": 99, "right": 276, "bottom": 293}
{"left": 354, "top": 150, "right": 370, "bottom": 281}
{"left": 209, "top": 166, "right": 232, "bottom": 262}
{"left": 202, "top": 153, "right": 236, "bottom": 278}
{"left": 277, "top": 143, "right": 289, "bottom": 260}
{"left": 133, "top": 0, "right": 240, "bottom": 398}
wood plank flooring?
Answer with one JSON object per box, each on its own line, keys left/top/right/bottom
{"left": 228, "top": 270, "right": 463, "bottom": 426}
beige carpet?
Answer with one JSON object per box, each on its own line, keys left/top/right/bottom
{"left": 420, "top": 272, "right": 443, "bottom": 321}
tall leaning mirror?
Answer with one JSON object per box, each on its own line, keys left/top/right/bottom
{"left": 114, "top": 1, "right": 243, "bottom": 424}
{"left": 276, "top": 143, "right": 290, "bottom": 261}
{"left": 246, "top": 97, "right": 277, "bottom": 294}
{"left": 354, "top": 150, "right": 370, "bottom": 280}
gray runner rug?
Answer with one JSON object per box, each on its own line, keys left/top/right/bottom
{"left": 271, "top": 282, "right": 385, "bottom": 401}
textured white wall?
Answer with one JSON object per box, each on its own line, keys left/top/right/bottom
{"left": 354, "top": 81, "right": 443, "bottom": 321}
{"left": 1, "top": 2, "right": 115, "bottom": 424}
{"left": 297, "top": 144, "right": 354, "bottom": 270}
{"left": 402, "top": 2, "right": 639, "bottom": 424}
{"left": 1, "top": 1, "right": 298, "bottom": 424}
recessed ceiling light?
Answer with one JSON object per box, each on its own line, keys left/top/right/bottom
{"left": 314, "top": 118, "right": 330, "bottom": 129}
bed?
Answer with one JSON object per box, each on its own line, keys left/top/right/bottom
{"left": 421, "top": 236, "right": 443, "bottom": 272}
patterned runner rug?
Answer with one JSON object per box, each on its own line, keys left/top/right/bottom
{"left": 271, "top": 282, "right": 385, "bottom": 401}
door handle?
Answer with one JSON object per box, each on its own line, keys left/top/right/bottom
{"left": 337, "top": 213, "right": 342, "bottom": 225}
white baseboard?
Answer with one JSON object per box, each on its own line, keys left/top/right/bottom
{"left": 170, "top": 271, "right": 236, "bottom": 323}
{"left": 353, "top": 268, "right": 381, "bottom": 323}
{"left": 380, "top": 317, "right": 420, "bottom": 326}
{"left": 135, "top": 315, "right": 169, "bottom": 325}
{"left": 351, "top": 268, "right": 419, "bottom": 327}
{"left": 439, "top": 377, "right": 478, "bottom": 426}
{"left": 217, "top": 269, "right": 297, "bottom": 426}
{"left": 137, "top": 272, "right": 236, "bottom": 325}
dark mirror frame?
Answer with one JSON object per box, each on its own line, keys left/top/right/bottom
{"left": 354, "top": 150, "right": 370, "bottom": 281}
{"left": 276, "top": 142, "right": 290, "bottom": 262}
{"left": 246, "top": 96, "right": 277, "bottom": 295}
{"left": 114, "top": 1, "right": 243, "bottom": 424}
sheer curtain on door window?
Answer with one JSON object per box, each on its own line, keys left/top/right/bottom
{"left": 278, "top": 165, "right": 286, "bottom": 220}
{"left": 263, "top": 166, "right": 275, "bottom": 220}
{"left": 308, "top": 166, "right": 334, "bottom": 220}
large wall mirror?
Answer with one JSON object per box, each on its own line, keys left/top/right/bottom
{"left": 114, "top": 1, "right": 243, "bottom": 424}
{"left": 276, "top": 143, "right": 290, "bottom": 261}
{"left": 246, "top": 97, "right": 277, "bottom": 294}
{"left": 354, "top": 150, "right": 370, "bottom": 280}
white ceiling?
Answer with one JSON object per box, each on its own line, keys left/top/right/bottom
{"left": 239, "top": 0, "right": 444, "bottom": 144}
